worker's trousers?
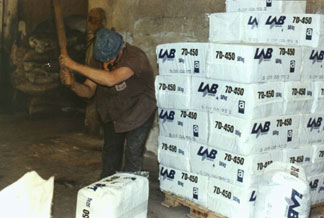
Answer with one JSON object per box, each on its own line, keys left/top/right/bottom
{"left": 100, "top": 112, "right": 155, "bottom": 179}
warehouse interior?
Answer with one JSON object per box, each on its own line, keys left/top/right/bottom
{"left": 1, "top": 0, "right": 324, "bottom": 217}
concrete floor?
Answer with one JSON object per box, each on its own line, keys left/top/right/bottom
{"left": 0, "top": 111, "right": 189, "bottom": 218}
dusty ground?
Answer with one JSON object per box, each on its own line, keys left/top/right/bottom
{"left": 0, "top": 111, "right": 323, "bottom": 218}
{"left": 0, "top": 111, "right": 190, "bottom": 218}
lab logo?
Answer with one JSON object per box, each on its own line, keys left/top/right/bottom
{"left": 306, "top": 28, "right": 313, "bottom": 40}
{"left": 307, "top": 117, "right": 322, "bottom": 131}
{"left": 310, "top": 179, "right": 319, "bottom": 190}
{"left": 159, "top": 109, "right": 175, "bottom": 123}
{"left": 193, "top": 125, "right": 199, "bottom": 137}
{"left": 237, "top": 169, "right": 244, "bottom": 182}
{"left": 254, "top": 48, "right": 273, "bottom": 64}
{"left": 265, "top": 16, "right": 286, "bottom": 29}
{"left": 266, "top": 0, "right": 272, "bottom": 7}
{"left": 310, "top": 50, "right": 324, "bottom": 64}
{"left": 194, "top": 61, "right": 200, "bottom": 73}
{"left": 248, "top": 16, "right": 258, "bottom": 29}
{"left": 249, "top": 191, "right": 257, "bottom": 202}
{"left": 290, "top": 60, "right": 296, "bottom": 73}
{"left": 159, "top": 49, "right": 176, "bottom": 62}
{"left": 193, "top": 187, "right": 199, "bottom": 200}
{"left": 160, "top": 167, "right": 176, "bottom": 180}
{"left": 197, "top": 146, "right": 217, "bottom": 161}
{"left": 197, "top": 82, "right": 219, "bottom": 97}
{"left": 287, "top": 189, "right": 303, "bottom": 218}
{"left": 251, "top": 121, "right": 271, "bottom": 138}
{"left": 238, "top": 100, "right": 245, "bottom": 114}
{"left": 88, "top": 184, "right": 106, "bottom": 192}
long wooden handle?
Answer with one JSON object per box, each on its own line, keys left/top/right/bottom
{"left": 53, "top": 0, "right": 71, "bottom": 85}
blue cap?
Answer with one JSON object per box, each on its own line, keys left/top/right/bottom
{"left": 93, "top": 28, "right": 124, "bottom": 62}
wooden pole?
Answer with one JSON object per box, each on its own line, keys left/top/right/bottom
{"left": 53, "top": 0, "right": 71, "bottom": 86}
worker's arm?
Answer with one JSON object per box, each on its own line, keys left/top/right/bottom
{"left": 60, "top": 54, "right": 134, "bottom": 87}
{"left": 60, "top": 68, "right": 97, "bottom": 98}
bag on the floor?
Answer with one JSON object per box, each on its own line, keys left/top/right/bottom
{"left": 254, "top": 162, "right": 311, "bottom": 218}
{"left": 0, "top": 171, "right": 54, "bottom": 218}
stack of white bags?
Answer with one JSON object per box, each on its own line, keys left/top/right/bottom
{"left": 155, "top": 0, "right": 324, "bottom": 217}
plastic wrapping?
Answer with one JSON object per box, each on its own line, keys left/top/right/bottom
{"left": 75, "top": 173, "right": 149, "bottom": 218}
{"left": 190, "top": 142, "right": 283, "bottom": 186}
{"left": 225, "top": 0, "right": 306, "bottom": 13}
{"left": 206, "top": 43, "right": 301, "bottom": 83}
{"left": 253, "top": 162, "right": 311, "bottom": 218}
{"left": 158, "top": 107, "right": 209, "bottom": 144}
{"left": 159, "top": 164, "right": 208, "bottom": 207}
{"left": 156, "top": 43, "right": 208, "bottom": 77}
{"left": 299, "top": 113, "right": 324, "bottom": 145}
{"left": 190, "top": 77, "right": 284, "bottom": 119}
{"left": 208, "top": 113, "right": 300, "bottom": 155}
{"left": 158, "top": 136, "right": 191, "bottom": 172}
{"left": 155, "top": 75, "right": 191, "bottom": 109}
{"left": 283, "top": 81, "right": 314, "bottom": 115}
{"left": 209, "top": 12, "right": 324, "bottom": 48}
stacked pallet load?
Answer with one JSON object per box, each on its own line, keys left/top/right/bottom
{"left": 155, "top": 1, "right": 324, "bottom": 217}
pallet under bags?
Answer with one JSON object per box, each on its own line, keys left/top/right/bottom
{"left": 158, "top": 107, "right": 209, "bottom": 145}
{"left": 159, "top": 164, "right": 208, "bottom": 207}
{"left": 190, "top": 77, "right": 284, "bottom": 119}
{"left": 75, "top": 173, "right": 149, "bottom": 218}
{"left": 156, "top": 43, "right": 209, "bottom": 77}
{"left": 209, "top": 12, "right": 324, "bottom": 47}
{"left": 253, "top": 162, "right": 311, "bottom": 218}
{"left": 208, "top": 113, "right": 300, "bottom": 155}
{"left": 225, "top": 0, "right": 306, "bottom": 13}
{"left": 206, "top": 43, "right": 302, "bottom": 83}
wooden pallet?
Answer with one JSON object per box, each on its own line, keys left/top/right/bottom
{"left": 161, "top": 192, "right": 227, "bottom": 218}
{"left": 311, "top": 203, "right": 324, "bottom": 217}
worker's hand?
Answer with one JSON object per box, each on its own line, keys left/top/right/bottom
{"left": 60, "top": 67, "right": 74, "bottom": 87}
{"left": 59, "top": 54, "right": 76, "bottom": 70}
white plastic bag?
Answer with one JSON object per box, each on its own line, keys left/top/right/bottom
{"left": 254, "top": 162, "right": 311, "bottom": 218}
{"left": 0, "top": 171, "right": 54, "bottom": 218}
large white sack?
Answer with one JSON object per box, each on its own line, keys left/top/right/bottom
{"left": 0, "top": 171, "right": 54, "bottom": 218}
{"left": 156, "top": 43, "right": 208, "bottom": 77}
{"left": 190, "top": 77, "right": 284, "bottom": 119}
{"left": 75, "top": 172, "right": 149, "bottom": 218}
{"left": 299, "top": 113, "right": 324, "bottom": 145}
{"left": 254, "top": 162, "right": 311, "bottom": 218}
{"left": 206, "top": 43, "right": 301, "bottom": 83}
{"left": 225, "top": 0, "right": 306, "bottom": 13}
{"left": 302, "top": 48, "right": 324, "bottom": 81}
{"left": 207, "top": 177, "right": 257, "bottom": 218}
{"left": 208, "top": 113, "right": 300, "bottom": 155}
{"left": 158, "top": 107, "right": 209, "bottom": 145}
{"left": 190, "top": 142, "right": 283, "bottom": 186}
{"left": 311, "top": 81, "right": 324, "bottom": 113}
{"left": 307, "top": 173, "right": 324, "bottom": 205}
{"left": 159, "top": 164, "right": 208, "bottom": 207}
{"left": 209, "top": 12, "right": 324, "bottom": 48}
{"left": 157, "top": 136, "right": 191, "bottom": 172}
{"left": 155, "top": 75, "right": 191, "bottom": 109}
{"left": 283, "top": 81, "right": 314, "bottom": 115}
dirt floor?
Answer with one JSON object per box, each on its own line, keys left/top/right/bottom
{"left": 0, "top": 111, "right": 191, "bottom": 218}
{"left": 0, "top": 111, "right": 323, "bottom": 218}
